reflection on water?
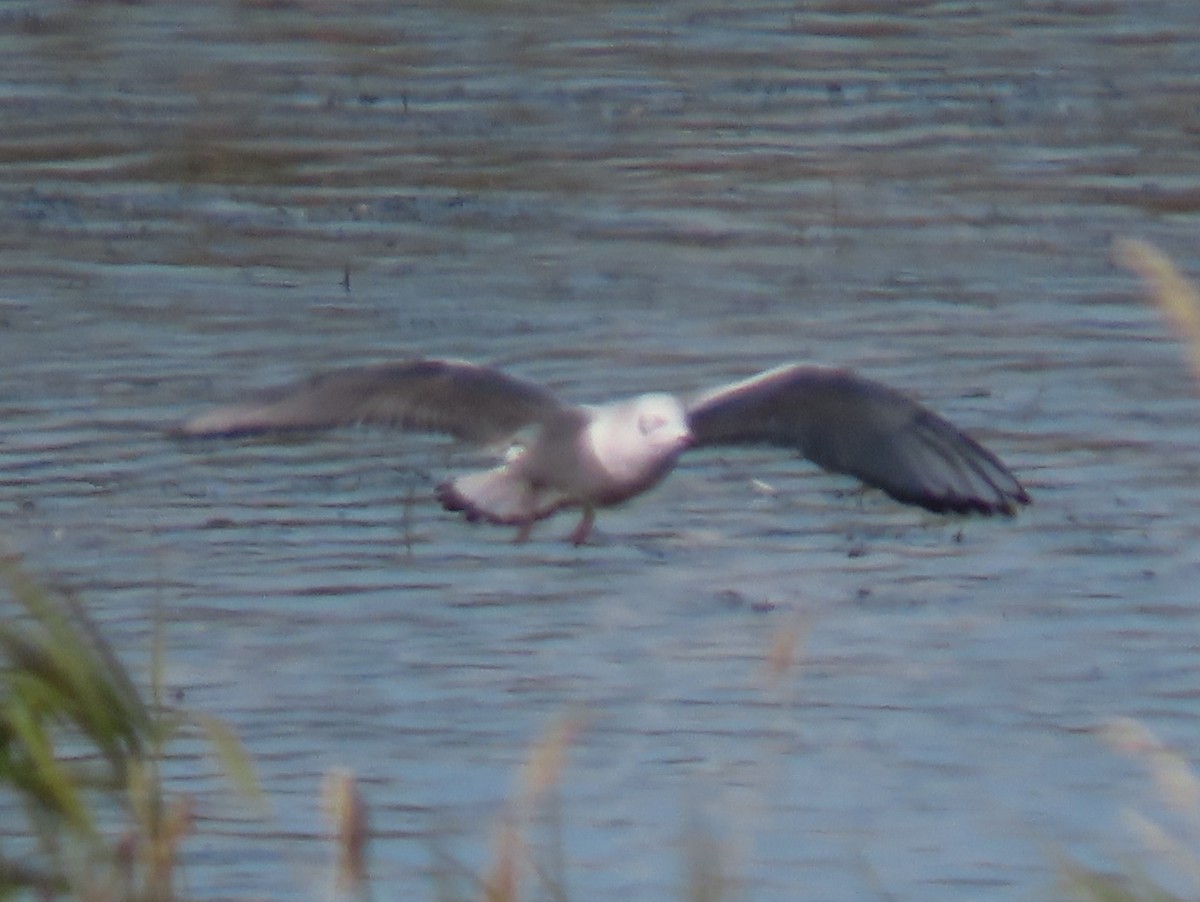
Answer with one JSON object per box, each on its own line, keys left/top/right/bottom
{"left": 4, "top": 1, "right": 1200, "bottom": 899}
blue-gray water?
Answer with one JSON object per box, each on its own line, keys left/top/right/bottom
{"left": 4, "top": 2, "right": 1200, "bottom": 899}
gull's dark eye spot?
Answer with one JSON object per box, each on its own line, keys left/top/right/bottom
{"left": 638, "top": 413, "right": 667, "bottom": 435}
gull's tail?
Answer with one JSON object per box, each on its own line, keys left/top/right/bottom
{"left": 435, "top": 467, "right": 571, "bottom": 527}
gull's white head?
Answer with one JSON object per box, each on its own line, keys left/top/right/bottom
{"left": 583, "top": 393, "right": 693, "bottom": 504}
{"left": 628, "top": 393, "right": 693, "bottom": 453}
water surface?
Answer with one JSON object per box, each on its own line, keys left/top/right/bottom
{"left": 4, "top": 2, "right": 1200, "bottom": 899}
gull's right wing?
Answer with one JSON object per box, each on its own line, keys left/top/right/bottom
{"left": 171, "top": 359, "right": 566, "bottom": 446}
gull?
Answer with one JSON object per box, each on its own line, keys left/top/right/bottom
{"left": 172, "top": 359, "right": 1029, "bottom": 545}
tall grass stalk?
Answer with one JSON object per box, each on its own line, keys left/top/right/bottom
{"left": 1065, "top": 241, "right": 1200, "bottom": 901}
{"left": 0, "top": 551, "right": 261, "bottom": 899}
{"left": 1116, "top": 239, "right": 1200, "bottom": 377}
{"left": 322, "top": 767, "right": 372, "bottom": 902}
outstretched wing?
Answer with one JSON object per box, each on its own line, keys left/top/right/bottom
{"left": 171, "top": 359, "right": 566, "bottom": 446}
{"left": 685, "top": 364, "right": 1029, "bottom": 516}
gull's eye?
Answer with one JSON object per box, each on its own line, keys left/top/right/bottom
{"left": 638, "top": 413, "right": 667, "bottom": 435}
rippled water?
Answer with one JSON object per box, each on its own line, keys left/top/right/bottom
{"left": 4, "top": 2, "right": 1200, "bottom": 899}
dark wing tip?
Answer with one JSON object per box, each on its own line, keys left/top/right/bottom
{"left": 885, "top": 478, "right": 1030, "bottom": 517}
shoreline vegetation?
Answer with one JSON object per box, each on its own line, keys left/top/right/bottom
{"left": 0, "top": 551, "right": 261, "bottom": 900}
{"left": 5, "top": 240, "right": 1200, "bottom": 899}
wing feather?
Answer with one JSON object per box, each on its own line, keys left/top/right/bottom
{"left": 686, "top": 364, "right": 1029, "bottom": 516}
{"left": 170, "top": 359, "right": 565, "bottom": 445}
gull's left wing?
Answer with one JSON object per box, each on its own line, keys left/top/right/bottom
{"left": 170, "top": 359, "right": 566, "bottom": 445}
{"left": 685, "top": 364, "right": 1029, "bottom": 516}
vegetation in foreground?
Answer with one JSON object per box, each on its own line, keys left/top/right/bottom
{"left": 0, "top": 552, "right": 259, "bottom": 900}
{"left": 0, "top": 552, "right": 740, "bottom": 902}
{"left": 6, "top": 543, "right": 1200, "bottom": 902}
{"left": 1064, "top": 242, "right": 1200, "bottom": 902}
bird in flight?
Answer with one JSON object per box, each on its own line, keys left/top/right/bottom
{"left": 172, "top": 358, "right": 1029, "bottom": 545}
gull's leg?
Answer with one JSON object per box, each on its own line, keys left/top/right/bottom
{"left": 511, "top": 485, "right": 539, "bottom": 544}
{"left": 569, "top": 506, "right": 595, "bottom": 547}
{"left": 513, "top": 519, "right": 535, "bottom": 543}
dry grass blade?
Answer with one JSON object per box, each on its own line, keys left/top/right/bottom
{"left": 322, "top": 767, "right": 371, "bottom": 901}
{"left": 1062, "top": 719, "right": 1200, "bottom": 901}
{"left": 1114, "top": 239, "right": 1200, "bottom": 377}
{"left": 681, "top": 815, "right": 733, "bottom": 902}
{"left": 1061, "top": 859, "right": 1187, "bottom": 902}
{"left": 467, "top": 717, "right": 582, "bottom": 902}
{"left": 518, "top": 717, "right": 578, "bottom": 810}
{"left": 481, "top": 818, "right": 523, "bottom": 902}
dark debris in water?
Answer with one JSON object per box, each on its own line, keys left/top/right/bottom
{"left": 715, "top": 588, "right": 777, "bottom": 613}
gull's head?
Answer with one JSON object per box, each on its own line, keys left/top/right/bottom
{"left": 582, "top": 393, "right": 693, "bottom": 503}
{"left": 588, "top": 392, "right": 690, "bottom": 466}
{"left": 629, "top": 393, "right": 693, "bottom": 454}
